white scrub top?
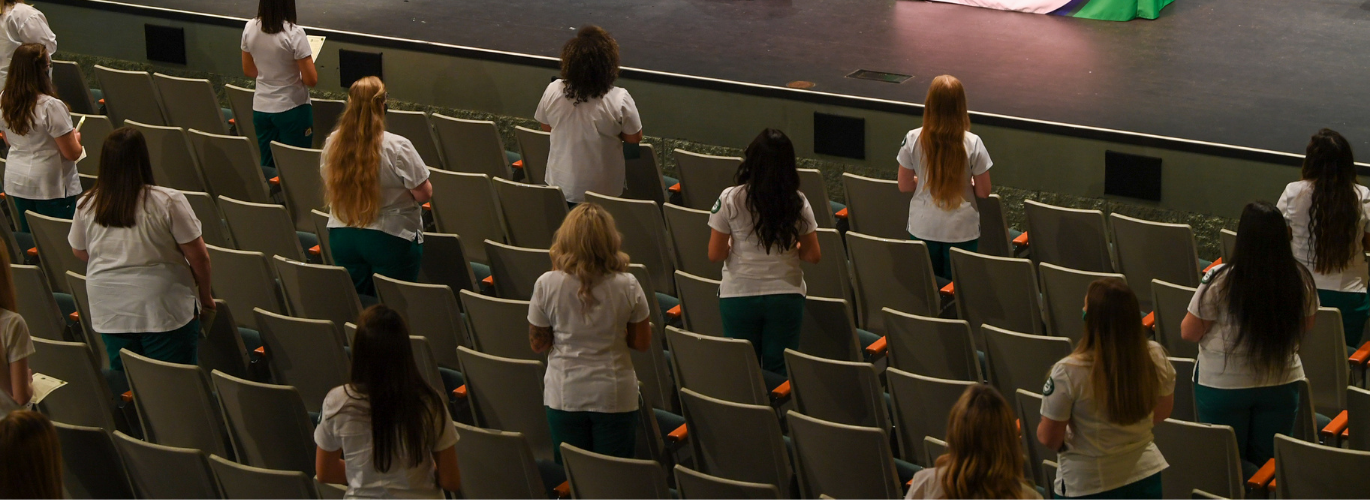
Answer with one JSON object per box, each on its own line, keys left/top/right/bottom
{"left": 707, "top": 185, "right": 818, "bottom": 298}
{"left": 1186, "top": 264, "right": 1316, "bottom": 389}
{"left": 322, "top": 131, "right": 429, "bottom": 243}
{"left": 313, "top": 385, "right": 460, "bottom": 499}
{"left": 240, "top": 18, "right": 312, "bottom": 113}
{"left": 1277, "top": 180, "right": 1370, "bottom": 293}
{"left": 0, "top": 308, "right": 33, "bottom": 417}
{"left": 534, "top": 79, "right": 642, "bottom": 203}
{"left": 0, "top": 93, "right": 78, "bottom": 200}
{"left": 896, "top": 128, "right": 993, "bottom": 243}
{"left": 0, "top": 3, "right": 55, "bottom": 86}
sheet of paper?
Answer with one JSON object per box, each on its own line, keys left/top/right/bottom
{"left": 308, "top": 36, "right": 326, "bottom": 60}
{"left": 29, "top": 373, "right": 67, "bottom": 406}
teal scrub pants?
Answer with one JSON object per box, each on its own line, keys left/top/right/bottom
{"left": 908, "top": 234, "right": 978, "bottom": 281}
{"left": 102, "top": 316, "right": 202, "bottom": 372}
{"left": 545, "top": 407, "right": 637, "bottom": 464}
{"left": 1058, "top": 471, "right": 1162, "bottom": 499}
{"left": 11, "top": 194, "right": 78, "bottom": 233}
{"left": 719, "top": 293, "right": 805, "bottom": 376}
{"left": 328, "top": 227, "right": 423, "bottom": 297}
{"left": 1195, "top": 380, "right": 1299, "bottom": 466}
{"left": 253, "top": 103, "right": 314, "bottom": 168}
{"left": 1316, "top": 289, "right": 1369, "bottom": 348}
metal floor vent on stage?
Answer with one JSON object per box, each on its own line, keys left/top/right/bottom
{"left": 845, "top": 70, "right": 911, "bottom": 84}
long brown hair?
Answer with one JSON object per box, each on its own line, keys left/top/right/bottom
{"left": 345, "top": 305, "right": 445, "bottom": 473}
{"left": 918, "top": 75, "right": 971, "bottom": 210}
{"left": 0, "top": 410, "right": 64, "bottom": 499}
{"left": 550, "top": 203, "right": 630, "bottom": 310}
{"left": 735, "top": 129, "right": 804, "bottom": 254}
{"left": 560, "top": 26, "right": 619, "bottom": 104}
{"left": 1301, "top": 128, "right": 1360, "bottom": 275}
{"left": 0, "top": 240, "right": 15, "bottom": 312}
{"left": 256, "top": 0, "right": 297, "bottom": 34}
{"left": 78, "top": 127, "right": 156, "bottom": 228}
{"left": 324, "top": 76, "right": 386, "bottom": 228}
{"left": 2, "top": 43, "right": 59, "bottom": 136}
{"left": 936, "top": 385, "right": 1031, "bottom": 499}
{"left": 1076, "top": 278, "right": 1161, "bottom": 425}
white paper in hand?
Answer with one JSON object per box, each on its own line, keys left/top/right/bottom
{"left": 29, "top": 373, "right": 67, "bottom": 406}
{"left": 308, "top": 36, "right": 326, "bottom": 60}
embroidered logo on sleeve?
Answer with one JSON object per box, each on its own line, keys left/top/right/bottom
{"left": 1042, "top": 377, "right": 1055, "bottom": 396}
{"left": 711, "top": 199, "right": 722, "bottom": 214}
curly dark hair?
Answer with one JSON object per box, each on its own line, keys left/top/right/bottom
{"left": 735, "top": 129, "right": 805, "bottom": 254}
{"left": 560, "top": 26, "right": 619, "bottom": 104}
{"left": 1301, "top": 128, "right": 1360, "bottom": 275}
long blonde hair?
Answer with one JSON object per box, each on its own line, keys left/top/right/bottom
{"left": 937, "top": 384, "right": 1031, "bottom": 499}
{"left": 919, "top": 75, "right": 971, "bottom": 210}
{"left": 324, "top": 76, "right": 386, "bottom": 227}
{"left": 550, "top": 203, "right": 629, "bottom": 310}
{"left": 0, "top": 240, "right": 16, "bottom": 312}
{"left": 1078, "top": 278, "right": 1162, "bottom": 425}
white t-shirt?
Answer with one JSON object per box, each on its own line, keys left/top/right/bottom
{"left": 1186, "top": 265, "right": 1315, "bottom": 389}
{"left": 322, "top": 131, "right": 430, "bottom": 243}
{"left": 1040, "top": 341, "right": 1176, "bottom": 498}
{"left": 1277, "top": 180, "right": 1370, "bottom": 293}
{"left": 534, "top": 80, "right": 642, "bottom": 203}
{"left": 528, "top": 270, "right": 650, "bottom": 414}
{"left": 68, "top": 186, "right": 203, "bottom": 334}
{"left": 313, "top": 385, "right": 460, "bottom": 499}
{"left": 1, "top": 94, "right": 78, "bottom": 200}
{"left": 904, "top": 466, "right": 1041, "bottom": 499}
{"left": 0, "top": 309, "right": 34, "bottom": 416}
{"left": 896, "top": 128, "right": 993, "bottom": 243}
{"left": 707, "top": 185, "right": 818, "bottom": 298}
{"left": 241, "top": 18, "right": 312, "bottom": 113}
{"left": 0, "top": 3, "right": 56, "bottom": 86}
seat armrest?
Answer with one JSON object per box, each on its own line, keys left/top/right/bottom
{"left": 665, "top": 305, "right": 682, "bottom": 320}
{"left": 940, "top": 282, "right": 954, "bottom": 297}
{"left": 864, "top": 336, "right": 887, "bottom": 357}
{"left": 835, "top": 207, "right": 848, "bottom": 219}
{"left": 770, "top": 381, "right": 791, "bottom": 400}
{"left": 1013, "top": 232, "right": 1029, "bottom": 248}
{"left": 481, "top": 276, "right": 494, "bottom": 286}
{"left": 26, "top": 247, "right": 37, "bottom": 257}
{"left": 452, "top": 385, "right": 467, "bottom": 399}
{"left": 69, "top": 311, "right": 79, "bottom": 322}
{"left": 511, "top": 160, "right": 523, "bottom": 169}
{"left": 269, "top": 176, "right": 280, "bottom": 186}
{"left": 121, "top": 390, "right": 133, "bottom": 403}
{"left": 1322, "top": 410, "right": 1349, "bottom": 443}
{"left": 553, "top": 481, "right": 570, "bottom": 498}
{"left": 666, "top": 424, "right": 688, "bottom": 443}
{"left": 308, "top": 245, "right": 321, "bottom": 256}
{"left": 1143, "top": 312, "right": 1155, "bottom": 330}
{"left": 1350, "top": 341, "right": 1370, "bottom": 366}
{"left": 1247, "top": 458, "right": 1275, "bottom": 491}
{"left": 1202, "top": 258, "right": 1223, "bottom": 274}
{"left": 668, "top": 183, "right": 681, "bottom": 193}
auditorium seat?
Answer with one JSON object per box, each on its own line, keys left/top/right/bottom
{"left": 270, "top": 141, "right": 326, "bottom": 232}
{"left": 428, "top": 169, "right": 507, "bottom": 265}
{"left": 673, "top": 464, "right": 782, "bottom": 500}
{"left": 187, "top": 129, "right": 273, "bottom": 204}
{"left": 676, "top": 388, "right": 793, "bottom": 496}
{"left": 456, "top": 346, "right": 555, "bottom": 462}
{"left": 452, "top": 421, "right": 560, "bottom": 499}
{"left": 840, "top": 172, "right": 912, "bottom": 240}
{"left": 208, "top": 455, "right": 322, "bottom": 499}
{"left": 950, "top": 248, "right": 1045, "bottom": 341}
{"left": 1037, "top": 262, "right": 1125, "bottom": 343}
{"left": 1110, "top": 213, "right": 1202, "bottom": 312}
{"left": 1347, "top": 386, "right": 1370, "bottom": 451}
{"left": 196, "top": 300, "right": 253, "bottom": 381}
{"left": 409, "top": 336, "right": 455, "bottom": 401}
{"left": 121, "top": 348, "right": 234, "bottom": 458}
{"left": 922, "top": 437, "right": 949, "bottom": 469}
{"left": 485, "top": 240, "right": 551, "bottom": 301}
{"left": 373, "top": 273, "right": 471, "bottom": 369}
{"left": 153, "top": 73, "right": 230, "bottom": 136}
{"left": 223, "top": 84, "right": 261, "bottom": 160}
{"left": 1220, "top": 228, "right": 1237, "bottom": 262}
{"left": 113, "top": 430, "right": 224, "bottom": 498}
{"left": 977, "top": 194, "right": 1016, "bottom": 258}
{"left": 210, "top": 370, "right": 315, "bottom": 475}
{"left": 385, "top": 109, "right": 444, "bottom": 168}
{"left": 0, "top": 206, "right": 29, "bottom": 265}
{"left": 1154, "top": 419, "right": 1243, "bottom": 499}
{"left": 585, "top": 191, "right": 677, "bottom": 297}
{"left": 219, "top": 196, "right": 312, "bottom": 262}
{"left": 665, "top": 326, "right": 783, "bottom": 407}
{"left": 787, "top": 410, "right": 905, "bottom": 499}
{"left": 311, "top": 99, "right": 346, "bottom": 149}
{"left": 1274, "top": 434, "right": 1370, "bottom": 498}
{"left": 796, "top": 168, "right": 838, "bottom": 229}
{"left": 983, "top": 325, "right": 1072, "bottom": 406}
{"left": 31, "top": 337, "right": 122, "bottom": 432}
{"left": 12, "top": 264, "right": 67, "bottom": 341}
{"left": 1151, "top": 279, "right": 1199, "bottom": 358}
{"left": 801, "top": 228, "right": 854, "bottom": 309}
{"left": 94, "top": 65, "right": 167, "bottom": 127}
{"left": 881, "top": 308, "right": 980, "bottom": 382}
{"left": 124, "top": 120, "right": 210, "bottom": 193}
{"left": 845, "top": 231, "right": 940, "bottom": 334}
{"left": 784, "top": 349, "right": 888, "bottom": 433}
{"left": 458, "top": 289, "right": 539, "bottom": 362}
{"left": 63, "top": 272, "right": 109, "bottom": 371}
{"left": 514, "top": 125, "right": 551, "bottom": 185}
{"left": 627, "top": 268, "right": 676, "bottom": 413}
{"left": 662, "top": 202, "right": 721, "bottom": 280}
{"left": 673, "top": 149, "right": 740, "bottom": 211}
{"left": 492, "top": 177, "right": 568, "bottom": 249}
{"left": 182, "top": 191, "right": 235, "bottom": 249}
{"left": 28, "top": 211, "right": 84, "bottom": 294}
{"left": 53, "top": 422, "right": 136, "bottom": 499}
{"left": 561, "top": 442, "right": 672, "bottom": 499}
{"left": 253, "top": 308, "right": 349, "bottom": 413}
{"left": 797, "top": 296, "right": 869, "bottom": 363}
{"left": 72, "top": 113, "right": 113, "bottom": 176}
{"left": 272, "top": 255, "right": 367, "bottom": 331}
{"left": 52, "top": 60, "right": 100, "bottom": 115}
{"left": 430, "top": 113, "right": 516, "bottom": 179}
{"left": 886, "top": 368, "right": 974, "bottom": 468}
{"left": 207, "top": 245, "right": 289, "bottom": 330}
{"left": 1304, "top": 308, "right": 1350, "bottom": 418}
{"left": 417, "top": 232, "right": 481, "bottom": 294}
{"left": 1012, "top": 389, "right": 1053, "bottom": 488}
{"left": 625, "top": 143, "right": 670, "bottom": 205}
{"left": 674, "top": 270, "right": 724, "bottom": 338}
{"left": 310, "top": 209, "right": 334, "bottom": 265}
{"left": 1170, "top": 357, "right": 1197, "bottom": 422}
{"left": 1023, "top": 200, "right": 1114, "bottom": 273}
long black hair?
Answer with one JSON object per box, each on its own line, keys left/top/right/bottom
{"left": 257, "top": 0, "right": 297, "bottom": 34}
{"left": 559, "top": 26, "right": 618, "bottom": 104}
{"left": 735, "top": 129, "right": 805, "bottom": 254}
{"left": 1208, "top": 201, "right": 1310, "bottom": 383}
{"left": 79, "top": 127, "right": 155, "bottom": 228}
{"left": 1301, "top": 128, "right": 1360, "bottom": 275}
{"left": 345, "top": 305, "right": 445, "bottom": 473}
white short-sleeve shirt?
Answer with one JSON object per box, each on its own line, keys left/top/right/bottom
{"left": 528, "top": 270, "right": 650, "bottom": 414}
{"left": 322, "top": 131, "right": 430, "bottom": 243}
{"left": 1277, "top": 180, "right": 1370, "bottom": 293}
{"left": 904, "top": 466, "right": 1041, "bottom": 499}
{"left": 707, "top": 185, "right": 818, "bottom": 298}
{"left": 896, "top": 128, "right": 993, "bottom": 243}
{"left": 1039, "top": 341, "right": 1176, "bottom": 497}
{"left": 241, "top": 18, "right": 312, "bottom": 113}
{"left": 0, "top": 309, "right": 34, "bottom": 415}
{"left": 534, "top": 80, "right": 642, "bottom": 203}
{"left": 0, "top": 3, "right": 56, "bottom": 86}
{"left": 313, "top": 385, "right": 460, "bottom": 499}
{"left": 1, "top": 94, "right": 78, "bottom": 200}
{"left": 68, "top": 186, "right": 203, "bottom": 334}
{"left": 1186, "top": 264, "right": 1315, "bottom": 389}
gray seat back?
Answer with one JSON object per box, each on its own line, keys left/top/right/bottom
{"left": 1304, "top": 307, "right": 1350, "bottom": 416}
{"left": 223, "top": 84, "right": 260, "bottom": 159}
{"left": 627, "top": 265, "right": 675, "bottom": 412}
{"left": 796, "top": 168, "right": 837, "bottom": 229}
{"left": 562, "top": 442, "right": 671, "bottom": 499}
{"left": 311, "top": 99, "right": 346, "bottom": 149}
{"left": 983, "top": 325, "right": 1073, "bottom": 408}
{"left": 882, "top": 308, "right": 981, "bottom": 381}
{"left": 53, "top": 422, "right": 135, "bottom": 499}
{"left": 663, "top": 203, "right": 722, "bottom": 280}
{"left": 28, "top": 211, "right": 83, "bottom": 293}
{"left": 485, "top": 240, "right": 551, "bottom": 301}
{"left": 219, "top": 196, "right": 307, "bottom": 261}
{"left": 374, "top": 274, "right": 468, "bottom": 368}
{"left": 431, "top": 113, "right": 511, "bottom": 178}
{"left": 452, "top": 422, "right": 548, "bottom": 499}
{"left": 410, "top": 336, "right": 446, "bottom": 397}
{"left": 310, "top": 209, "right": 333, "bottom": 264}
{"left": 797, "top": 296, "right": 862, "bottom": 362}
{"left": 94, "top": 65, "right": 166, "bottom": 126}
{"left": 674, "top": 149, "right": 740, "bottom": 210}
{"left": 492, "top": 177, "right": 568, "bottom": 249}
{"left": 429, "top": 169, "right": 506, "bottom": 264}
{"left": 514, "top": 125, "right": 551, "bottom": 185}
{"left": 845, "top": 231, "right": 939, "bottom": 333}
{"left": 207, "top": 245, "right": 288, "bottom": 329}
{"left": 73, "top": 113, "right": 114, "bottom": 176}
{"left": 12, "top": 264, "right": 66, "bottom": 340}
{"left": 272, "top": 255, "right": 363, "bottom": 331}
{"left": 841, "top": 172, "right": 912, "bottom": 240}
{"left": 1154, "top": 419, "right": 1244, "bottom": 500}
{"left": 187, "top": 129, "right": 272, "bottom": 204}
{"left": 1152, "top": 279, "right": 1199, "bottom": 358}
{"left": 1023, "top": 200, "right": 1113, "bottom": 273}
{"left": 1169, "top": 357, "right": 1197, "bottom": 422}
{"left": 125, "top": 120, "right": 207, "bottom": 192}
{"left": 675, "top": 270, "right": 724, "bottom": 337}
{"left": 456, "top": 346, "right": 554, "bottom": 461}
{"left": 802, "top": 228, "right": 854, "bottom": 307}
{"left": 977, "top": 194, "right": 1013, "bottom": 257}
{"left": 1350, "top": 386, "right": 1370, "bottom": 452}
{"left": 120, "top": 349, "right": 233, "bottom": 457}
{"left": 197, "top": 300, "right": 250, "bottom": 380}
{"left": 458, "top": 289, "right": 540, "bottom": 361}
{"left": 211, "top": 369, "right": 316, "bottom": 475}
{"left": 208, "top": 455, "right": 320, "bottom": 499}
{"left": 30, "top": 337, "right": 119, "bottom": 431}
{"left": 182, "top": 191, "right": 234, "bottom": 249}
{"left": 1274, "top": 433, "right": 1370, "bottom": 499}
{"left": 587, "top": 191, "right": 676, "bottom": 296}
{"left": 624, "top": 143, "right": 666, "bottom": 205}
{"left": 253, "top": 308, "right": 349, "bottom": 413}
{"left": 886, "top": 367, "right": 975, "bottom": 467}
{"left": 113, "top": 430, "right": 222, "bottom": 499}
{"left": 152, "top": 73, "right": 228, "bottom": 135}
{"left": 418, "top": 232, "right": 479, "bottom": 294}
{"left": 64, "top": 272, "right": 108, "bottom": 370}
{"left": 1038, "top": 262, "right": 1126, "bottom": 343}
{"left": 785, "top": 349, "right": 888, "bottom": 432}
{"left": 52, "top": 60, "right": 99, "bottom": 114}
{"left": 950, "top": 247, "right": 1045, "bottom": 344}
{"left": 385, "top": 109, "right": 443, "bottom": 168}
{"left": 1014, "top": 389, "right": 1055, "bottom": 488}
{"left": 666, "top": 326, "right": 770, "bottom": 406}
{"left": 787, "top": 410, "right": 902, "bottom": 500}
{"left": 1110, "top": 213, "right": 1201, "bottom": 311}
{"left": 1219, "top": 229, "right": 1237, "bottom": 262}
{"left": 270, "top": 141, "right": 326, "bottom": 232}
{"left": 673, "top": 464, "right": 782, "bottom": 500}
{"left": 678, "top": 387, "right": 791, "bottom": 494}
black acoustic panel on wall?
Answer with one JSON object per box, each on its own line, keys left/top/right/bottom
{"left": 339, "top": 49, "right": 383, "bottom": 88}
{"left": 1104, "top": 150, "right": 1163, "bottom": 201}
{"left": 813, "top": 112, "right": 865, "bottom": 160}
{"left": 144, "top": 25, "right": 186, "bottom": 65}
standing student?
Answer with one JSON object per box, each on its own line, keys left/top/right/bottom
{"left": 68, "top": 128, "right": 214, "bottom": 371}
{"left": 0, "top": 0, "right": 55, "bottom": 86}
{"left": 0, "top": 241, "right": 32, "bottom": 416}
{"left": 241, "top": 0, "right": 317, "bottom": 170}
{"left": 707, "top": 129, "right": 821, "bottom": 377}
{"left": 315, "top": 305, "right": 461, "bottom": 497}
{"left": 1182, "top": 201, "right": 1316, "bottom": 467}
{"left": 321, "top": 76, "right": 431, "bottom": 297}
{"left": 897, "top": 74, "right": 992, "bottom": 280}
{"left": 907, "top": 384, "right": 1040, "bottom": 499}
{"left": 0, "top": 410, "right": 63, "bottom": 499}
{"left": 535, "top": 25, "right": 643, "bottom": 204}
{"left": 530, "top": 203, "right": 652, "bottom": 462}
{"left": 1277, "top": 128, "right": 1370, "bottom": 349}
{"left": 1, "top": 43, "right": 81, "bottom": 232}
{"left": 1039, "top": 278, "right": 1176, "bottom": 499}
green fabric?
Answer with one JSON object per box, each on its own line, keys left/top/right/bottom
{"left": 1315, "top": 289, "right": 1368, "bottom": 348}
{"left": 719, "top": 293, "right": 805, "bottom": 376}
{"left": 545, "top": 407, "right": 638, "bottom": 464}
{"left": 328, "top": 227, "right": 422, "bottom": 297}
{"left": 253, "top": 103, "right": 314, "bottom": 167}
{"left": 101, "top": 316, "right": 202, "bottom": 372}
{"left": 908, "top": 235, "right": 978, "bottom": 281}
{"left": 1194, "top": 380, "right": 1299, "bottom": 466}
{"left": 11, "top": 194, "right": 78, "bottom": 233}
{"left": 1070, "top": 0, "right": 1174, "bottom": 21}
{"left": 1060, "top": 471, "right": 1161, "bottom": 498}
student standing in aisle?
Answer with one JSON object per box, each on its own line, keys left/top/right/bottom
{"left": 529, "top": 203, "right": 652, "bottom": 462}
{"left": 1182, "top": 201, "right": 1317, "bottom": 467}
{"left": 0, "top": 0, "right": 55, "bottom": 86}
{"left": 707, "top": 129, "right": 821, "bottom": 377}
{"left": 241, "top": 0, "right": 317, "bottom": 171}
{"left": 535, "top": 25, "right": 642, "bottom": 204}
{"left": 1, "top": 44, "right": 82, "bottom": 232}
{"left": 1277, "top": 128, "right": 1370, "bottom": 349}
{"left": 897, "top": 74, "right": 992, "bottom": 280}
